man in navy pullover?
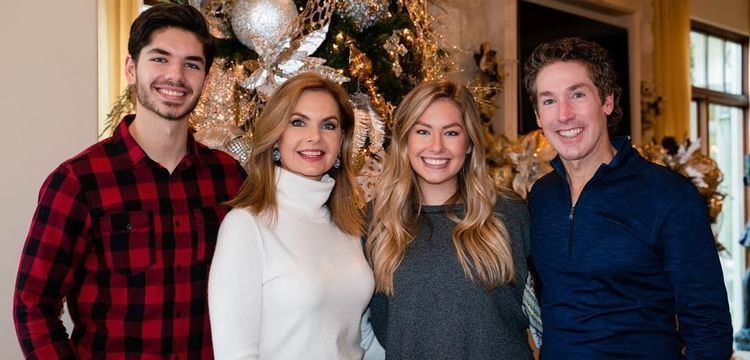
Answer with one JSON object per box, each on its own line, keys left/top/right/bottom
{"left": 525, "top": 37, "right": 732, "bottom": 359}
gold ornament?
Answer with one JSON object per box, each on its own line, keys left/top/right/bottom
{"left": 383, "top": 32, "right": 408, "bottom": 77}
{"left": 193, "top": 0, "right": 236, "bottom": 39}
{"left": 347, "top": 40, "right": 374, "bottom": 79}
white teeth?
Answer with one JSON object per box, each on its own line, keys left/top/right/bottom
{"left": 157, "top": 88, "right": 186, "bottom": 97}
{"left": 300, "top": 150, "right": 323, "bottom": 156}
{"left": 423, "top": 157, "right": 449, "bottom": 165}
{"left": 558, "top": 128, "right": 582, "bottom": 138}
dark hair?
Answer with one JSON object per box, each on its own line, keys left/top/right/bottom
{"left": 523, "top": 37, "right": 622, "bottom": 132}
{"left": 128, "top": 3, "right": 216, "bottom": 72}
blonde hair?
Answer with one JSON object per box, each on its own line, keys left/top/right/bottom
{"left": 366, "top": 79, "right": 515, "bottom": 295}
{"left": 227, "top": 72, "right": 364, "bottom": 236}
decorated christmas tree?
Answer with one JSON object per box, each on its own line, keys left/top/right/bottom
{"left": 106, "top": 0, "right": 452, "bottom": 176}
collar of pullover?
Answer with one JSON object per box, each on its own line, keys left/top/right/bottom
{"left": 275, "top": 166, "right": 334, "bottom": 221}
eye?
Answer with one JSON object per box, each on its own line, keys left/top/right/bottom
{"left": 150, "top": 57, "right": 167, "bottom": 63}
{"left": 322, "top": 121, "right": 338, "bottom": 131}
{"left": 185, "top": 62, "right": 201, "bottom": 71}
{"left": 290, "top": 118, "right": 305, "bottom": 127}
{"left": 541, "top": 98, "right": 555, "bottom": 106}
{"left": 445, "top": 130, "right": 460, "bottom": 136}
{"left": 572, "top": 91, "right": 585, "bottom": 99}
{"left": 415, "top": 128, "right": 429, "bottom": 135}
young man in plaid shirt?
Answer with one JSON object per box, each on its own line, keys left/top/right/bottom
{"left": 13, "top": 4, "right": 245, "bottom": 359}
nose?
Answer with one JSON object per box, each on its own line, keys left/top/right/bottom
{"left": 558, "top": 99, "right": 575, "bottom": 122}
{"left": 428, "top": 133, "right": 444, "bottom": 152}
{"left": 306, "top": 126, "right": 322, "bottom": 143}
{"left": 164, "top": 62, "right": 186, "bottom": 83}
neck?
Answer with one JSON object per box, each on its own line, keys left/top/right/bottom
{"left": 562, "top": 138, "right": 616, "bottom": 204}
{"left": 129, "top": 109, "right": 189, "bottom": 173}
{"left": 418, "top": 178, "right": 458, "bottom": 206}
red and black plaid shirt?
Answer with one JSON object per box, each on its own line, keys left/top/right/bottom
{"left": 14, "top": 115, "right": 245, "bottom": 359}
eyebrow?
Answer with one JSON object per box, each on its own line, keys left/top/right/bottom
{"left": 538, "top": 83, "right": 589, "bottom": 97}
{"left": 414, "top": 120, "right": 464, "bottom": 129}
{"left": 146, "top": 48, "right": 205, "bottom": 64}
{"left": 290, "top": 112, "right": 340, "bottom": 122}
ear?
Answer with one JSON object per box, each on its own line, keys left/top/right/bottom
{"left": 602, "top": 94, "right": 614, "bottom": 115}
{"left": 125, "top": 55, "right": 137, "bottom": 86}
{"left": 535, "top": 110, "right": 542, "bottom": 129}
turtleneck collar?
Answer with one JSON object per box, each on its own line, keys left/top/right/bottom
{"left": 275, "top": 166, "right": 335, "bottom": 221}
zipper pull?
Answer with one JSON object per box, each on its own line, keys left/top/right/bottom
{"left": 568, "top": 205, "right": 575, "bottom": 221}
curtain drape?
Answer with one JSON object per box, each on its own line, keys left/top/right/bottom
{"left": 98, "top": 0, "right": 140, "bottom": 138}
{"left": 652, "top": 0, "right": 691, "bottom": 141}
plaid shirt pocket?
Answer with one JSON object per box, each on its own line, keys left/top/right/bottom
{"left": 100, "top": 210, "right": 155, "bottom": 276}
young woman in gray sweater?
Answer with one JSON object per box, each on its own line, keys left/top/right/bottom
{"left": 366, "top": 80, "right": 534, "bottom": 360}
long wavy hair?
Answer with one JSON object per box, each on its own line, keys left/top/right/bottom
{"left": 366, "top": 79, "right": 515, "bottom": 296}
{"left": 226, "top": 72, "right": 363, "bottom": 236}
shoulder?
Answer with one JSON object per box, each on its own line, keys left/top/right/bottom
{"left": 493, "top": 189, "right": 530, "bottom": 226}
{"left": 197, "top": 144, "right": 247, "bottom": 176}
{"left": 633, "top": 157, "right": 700, "bottom": 201}
{"left": 41, "top": 138, "right": 116, "bottom": 192}
{"left": 221, "top": 207, "right": 261, "bottom": 229}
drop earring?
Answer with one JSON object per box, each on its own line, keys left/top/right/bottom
{"left": 273, "top": 145, "right": 281, "bottom": 162}
{"left": 333, "top": 157, "right": 341, "bottom": 169}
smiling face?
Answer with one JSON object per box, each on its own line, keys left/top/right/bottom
{"left": 407, "top": 98, "right": 470, "bottom": 201}
{"left": 125, "top": 27, "right": 207, "bottom": 121}
{"left": 277, "top": 89, "right": 343, "bottom": 180}
{"left": 534, "top": 61, "right": 614, "bottom": 169}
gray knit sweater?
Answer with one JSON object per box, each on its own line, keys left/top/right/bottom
{"left": 369, "top": 195, "right": 532, "bottom": 360}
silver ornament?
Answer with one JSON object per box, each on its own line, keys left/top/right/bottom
{"left": 336, "top": 0, "right": 390, "bottom": 32}
{"left": 230, "top": 0, "right": 298, "bottom": 56}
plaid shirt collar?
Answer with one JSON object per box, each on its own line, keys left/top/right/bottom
{"left": 116, "top": 114, "right": 205, "bottom": 168}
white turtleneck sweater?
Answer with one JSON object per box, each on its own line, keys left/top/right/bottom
{"left": 208, "top": 167, "right": 375, "bottom": 359}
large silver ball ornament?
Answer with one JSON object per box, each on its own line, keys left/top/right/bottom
{"left": 230, "top": 0, "right": 298, "bottom": 56}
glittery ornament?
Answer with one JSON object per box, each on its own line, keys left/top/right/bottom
{"left": 226, "top": 135, "right": 254, "bottom": 168}
{"left": 230, "top": 0, "right": 298, "bottom": 56}
{"left": 240, "top": 0, "right": 346, "bottom": 98}
{"left": 336, "top": 0, "right": 390, "bottom": 32}
{"left": 196, "top": 0, "right": 236, "bottom": 39}
{"left": 351, "top": 92, "right": 386, "bottom": 156}
{"left": 356, "top": 149, "right": 385, "bottom": 203}
{"left": 347, "top": 41, "right": 373, "bottom": 79}
{"left": 189, "top": 58, "right": 246, "bottom": 132}
{"left": 383, "top": 32, "right": 408, "bottom": 77}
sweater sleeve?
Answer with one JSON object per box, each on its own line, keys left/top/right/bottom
{"left": 209, "top": 209, "right": 264, "bottom": 359}
{"left": 657, "top": 181, "right": 732, "bottom": 360}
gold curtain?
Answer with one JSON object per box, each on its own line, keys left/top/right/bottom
{"left": 652, "top": 0, "right": 691, "bottom": 141}
{"left": 98, "top": 0, "right": 141, "bottom": 137}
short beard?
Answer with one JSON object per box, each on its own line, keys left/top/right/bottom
{"left": 135, "top": 82, "right": 198, "bottom": 121}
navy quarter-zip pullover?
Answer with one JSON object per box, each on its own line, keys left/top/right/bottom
{"left": 530, "top": 137, "right": 732, "bottom": 360}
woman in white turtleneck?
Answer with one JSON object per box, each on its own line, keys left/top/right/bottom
{"left": 208, "top": 73, "right": 374, "bottom": 359}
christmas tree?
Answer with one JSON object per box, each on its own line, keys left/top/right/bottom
{"left": 105, "top": 0, "right": 452, "bottom": 173}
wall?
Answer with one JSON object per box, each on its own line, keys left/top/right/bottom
{"left": 691, "top": 0, "right": 750, "bottom": 34}
{"left": 0, "top": 2, "right": 97, "bottom": 358}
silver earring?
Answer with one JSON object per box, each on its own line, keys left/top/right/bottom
{"left": 333, "top": 157, "right": 341, "bottom": 169}
{"left": 273, "top": 147, "right": 281, "bottom": 162}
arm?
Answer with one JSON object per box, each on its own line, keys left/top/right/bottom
{"left": 360, "top": 308, "right": 385, "bottom": 360}
{"left": 659, "top": 181, "right": 732, "bottom": 360}
{"left": 209, "top": 209, "right": 264, "bottom": 359}
{"left": 14, "top": 166, "right": 90, "bottom": 359}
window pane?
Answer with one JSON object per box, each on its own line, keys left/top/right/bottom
{"left": 690, "top": 100, "right": 698, "bottom": 141}
{"left": 708, "top": 104, "right": 745, "bottom": 331}
{"left": 725, "top": 41, "right": 742, "bottom": 95}
{"left": 690, "top": 31, "right": 707, "bottom": 87}
{"left": 707, "top": 36, "right": 725, "bottom": 91}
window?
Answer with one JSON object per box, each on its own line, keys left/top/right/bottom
{"left": 690, "top": 21, "right": 749, "bottom": 332}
